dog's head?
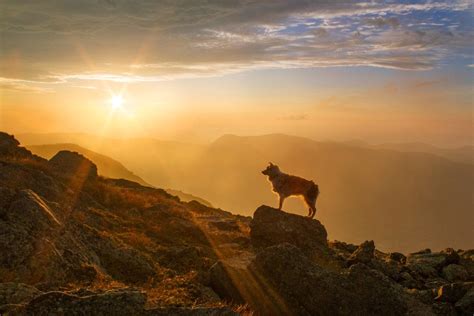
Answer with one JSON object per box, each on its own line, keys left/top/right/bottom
{"left": 262, "top": 162, "right": 280, "bottom": 176}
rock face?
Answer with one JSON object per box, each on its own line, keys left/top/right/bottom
{"left": 250, "top": 205, "right": 328, "bottom": 257}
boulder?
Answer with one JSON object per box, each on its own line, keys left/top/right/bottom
{"left": 442, "top": 248, "right": 460, "bottom": 265}
{"left": 82, "top": 229, "right": 156, "bottom": 284}
{"left": 389, "top": 252, "right": 407, "bottom": 264}
{"left": 49, "top": 150, "right": 98, "bottom": 181}
{"left": 455, "top": 288, "right": 474, "bottom": 315}
{"left": 348, "top": 240, "right": 375, "bottom": 265}
{"left": 6, "top": 189, "right": 61, "bottom": 230}
{"left": 459, "top": 250, "right": 474, "bottom": 281}
{"left": 0, "top": 190, "right": 61, "bottom": 271}
{"left": 406, "top": 252, "right": 448, "bottom": 278}
{"left": 250, "top": 205, "right": 328, "bottom": 257}
{"left": 435, "top": 283, "right": 469, "bottom": 303}
{"left": 442, "top": 264, "right": 469, "bottom": 282}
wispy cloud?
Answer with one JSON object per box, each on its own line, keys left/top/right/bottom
{"left": 0, "top": 0, "right": 473, "bottom": 89}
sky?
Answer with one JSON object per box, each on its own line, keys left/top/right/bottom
{"left": 0, "top": 0, "right": 473, "bottom": 146}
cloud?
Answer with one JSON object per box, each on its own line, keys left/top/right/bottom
{"left": 0, "top": 0, "right": 473, "bottom": 88}
{"left": 365, "top": 17, "right": 400, "bottom": 29}
{"left": 0, "top": 78, "right": 52, "bottom": 93}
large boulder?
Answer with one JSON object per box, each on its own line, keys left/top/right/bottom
{"left": 0, "top": 190, "right": 61, "bottom": 271}
{"left": 250, "top": 205, "right": 328, "bottom": 258}
{"left": 49, "top": 150, "right": 98, "bottom": 181}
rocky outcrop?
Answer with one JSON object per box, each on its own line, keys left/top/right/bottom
{"left": 250, "top": 205, "right": 328, "bottom": 258}
{"left": 0, "top": 132, "right": 36, "bottom": 160}
{"left": 49, "top": 150, "right": 98, "bottom": 181}
{"left": 210, "top": 206, "right": 474, "bottom": 315}
{"left": 0, "top": 190, "right": 61, "bottom": 273}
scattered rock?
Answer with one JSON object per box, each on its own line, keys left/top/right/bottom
{"left": 348, "top": 240, "right": 375, "bottom": 265}
{"left": 389, "top": 252, "right": 407, "bottom": 264}
{"left": 442, "top": 248, "right": 461, "bottom": 265}
{"left": 435, "top": 283, "right": 468, "bottom": 303}
{"left": 443, "top": 264, "right": 469, "bottom": 282}
{"left": 406, "top": 252, "right": 448, "bottom": 278}
{"left": 455, "top": 288, "right": 474, "bottom": 315}
{"left": 249, "top": 243, "right": 431, "bottom": 315}
{"left": 459, "top": 250, "right": 474, "bottom": 281}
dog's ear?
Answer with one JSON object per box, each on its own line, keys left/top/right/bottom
{"left": 269, "top": 162, "right": 274, "bottom": 166}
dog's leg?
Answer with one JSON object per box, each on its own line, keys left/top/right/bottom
{"left": 278, "top": 195, "right": 285, "bottom": 210}
{"left": 304, "top": 196, "right": 314, "bottom": 218}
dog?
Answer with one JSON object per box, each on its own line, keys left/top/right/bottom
{"left": 261, "top": 162, "right": 319, "bottom": 218}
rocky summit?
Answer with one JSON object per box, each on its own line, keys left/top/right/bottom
{"left": 0, "top": 132, "right": 473, "bottom": 315}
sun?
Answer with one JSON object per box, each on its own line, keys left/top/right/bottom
{"left": 110, "top": 95, "right": 124, "bottom": 110}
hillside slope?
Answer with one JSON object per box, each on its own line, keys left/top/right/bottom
{"left": 27, "top": 143, "right": 150, "bottom": 186}
{"left": 27, "top": 143, "right": 212, "bottom": 207}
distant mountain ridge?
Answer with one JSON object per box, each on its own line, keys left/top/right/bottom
{"left": 27, "top": 143, "right": 212, "bottom": 207}
{"left": 27, "top": 143, "right": 150, "bottom": 186}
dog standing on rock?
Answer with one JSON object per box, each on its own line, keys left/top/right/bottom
{"left": 262, "top": 162, "right": 320, "bottom": 218}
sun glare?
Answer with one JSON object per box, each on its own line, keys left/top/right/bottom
{"left": 110, "top": 95, "right": 124, "bottom": 110}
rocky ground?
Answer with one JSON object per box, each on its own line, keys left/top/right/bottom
{"left": 0, "top": 131, "right": 473, "bottom": 315}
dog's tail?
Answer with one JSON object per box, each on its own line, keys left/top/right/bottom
{"left": 307, "top": 181, "right": 319, "bottom": 202}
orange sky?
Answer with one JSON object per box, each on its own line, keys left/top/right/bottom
{"left": 0, "top": 1, "right": 473, "bottom": 146}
